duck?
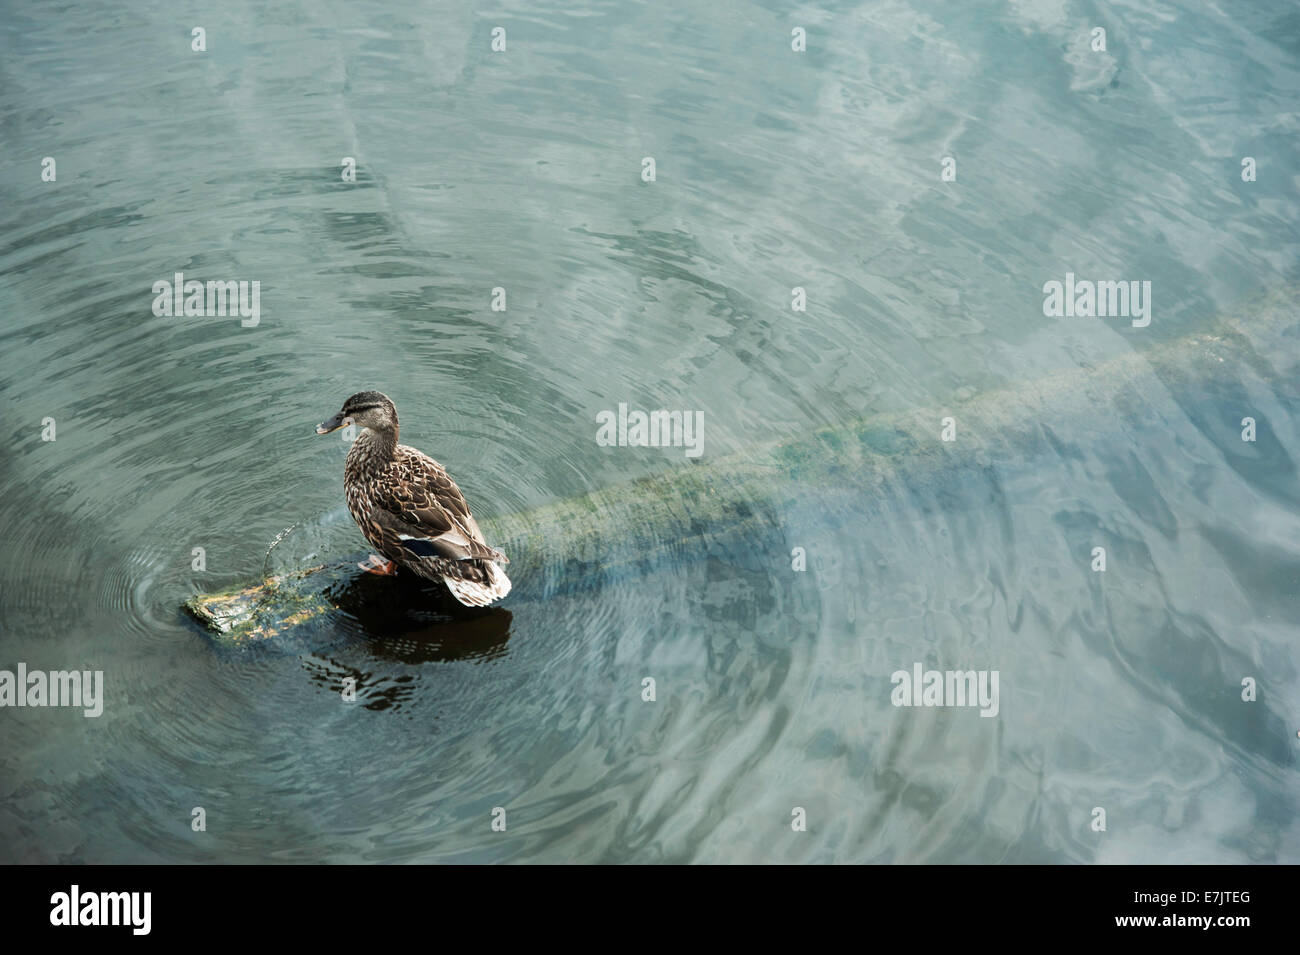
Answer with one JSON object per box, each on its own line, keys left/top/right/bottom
{"left": 315, "top": 391, "right": 511, "bottom": 607}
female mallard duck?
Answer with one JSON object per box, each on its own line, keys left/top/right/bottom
{"left": 315, "top": 391, "right": 511, "bottom": 607}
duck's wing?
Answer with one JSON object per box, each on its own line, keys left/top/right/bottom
{"left": 367, "top": 449, "right": 508, "bottom": 564}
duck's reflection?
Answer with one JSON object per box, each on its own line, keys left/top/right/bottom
{"left": 300, "top": 574, "right": 514, "bottom": 711}
{"left": 364, "top": 606, "right": 513, "bottom": 664}
{"left": 326, "top": 566, "right": 514, "bottom": 663}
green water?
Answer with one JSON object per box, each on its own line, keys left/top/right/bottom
{"left": 0, "top": 0, "right": 1297, "bottom": 862}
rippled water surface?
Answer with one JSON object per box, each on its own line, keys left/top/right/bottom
{"left": 1, "top": 0, "right": 1299, "bottom": 862}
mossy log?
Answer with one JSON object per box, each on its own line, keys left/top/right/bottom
{"left": 185, "top": 287, "right": 1296, "bottom": 650}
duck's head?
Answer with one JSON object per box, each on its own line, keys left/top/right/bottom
{"left": 316, "top": 391, "right": 398, "bottom": 435}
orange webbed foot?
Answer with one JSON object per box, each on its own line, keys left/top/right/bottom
{"left": 358, "top": 554, "right": 398, "bottom": 576}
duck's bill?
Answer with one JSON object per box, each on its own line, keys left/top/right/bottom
{"left": 315, "top": 413, "right": 346, "bottom": 435}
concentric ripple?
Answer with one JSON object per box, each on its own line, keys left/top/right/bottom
{"left": 1, "top": 0, "right": 1298, "bottom": 863}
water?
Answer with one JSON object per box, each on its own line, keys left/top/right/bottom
{"left": 1, "top": 0, "right": 1298, "bottom": 863}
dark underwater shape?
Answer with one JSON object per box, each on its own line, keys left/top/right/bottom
{"left": 186, "top": 287, "right": 1299, "bottom": 662}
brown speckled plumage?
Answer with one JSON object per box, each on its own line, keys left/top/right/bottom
{"left": 318, "top": 391, "right": 511, "bottom": 606}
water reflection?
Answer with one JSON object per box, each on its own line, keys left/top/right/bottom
{"left": 2, "top": 0, "right": 1299, "bottom": 864}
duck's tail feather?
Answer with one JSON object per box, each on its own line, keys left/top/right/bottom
{"left": 443, "top": 561, "right": 512, "bottom": 607}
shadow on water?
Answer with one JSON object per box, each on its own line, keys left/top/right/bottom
{"left": 331, "top": 570, "right": 514, "bottom": 659}
{"left": 291, "top": 570, "right": 515, "bottom": 712}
